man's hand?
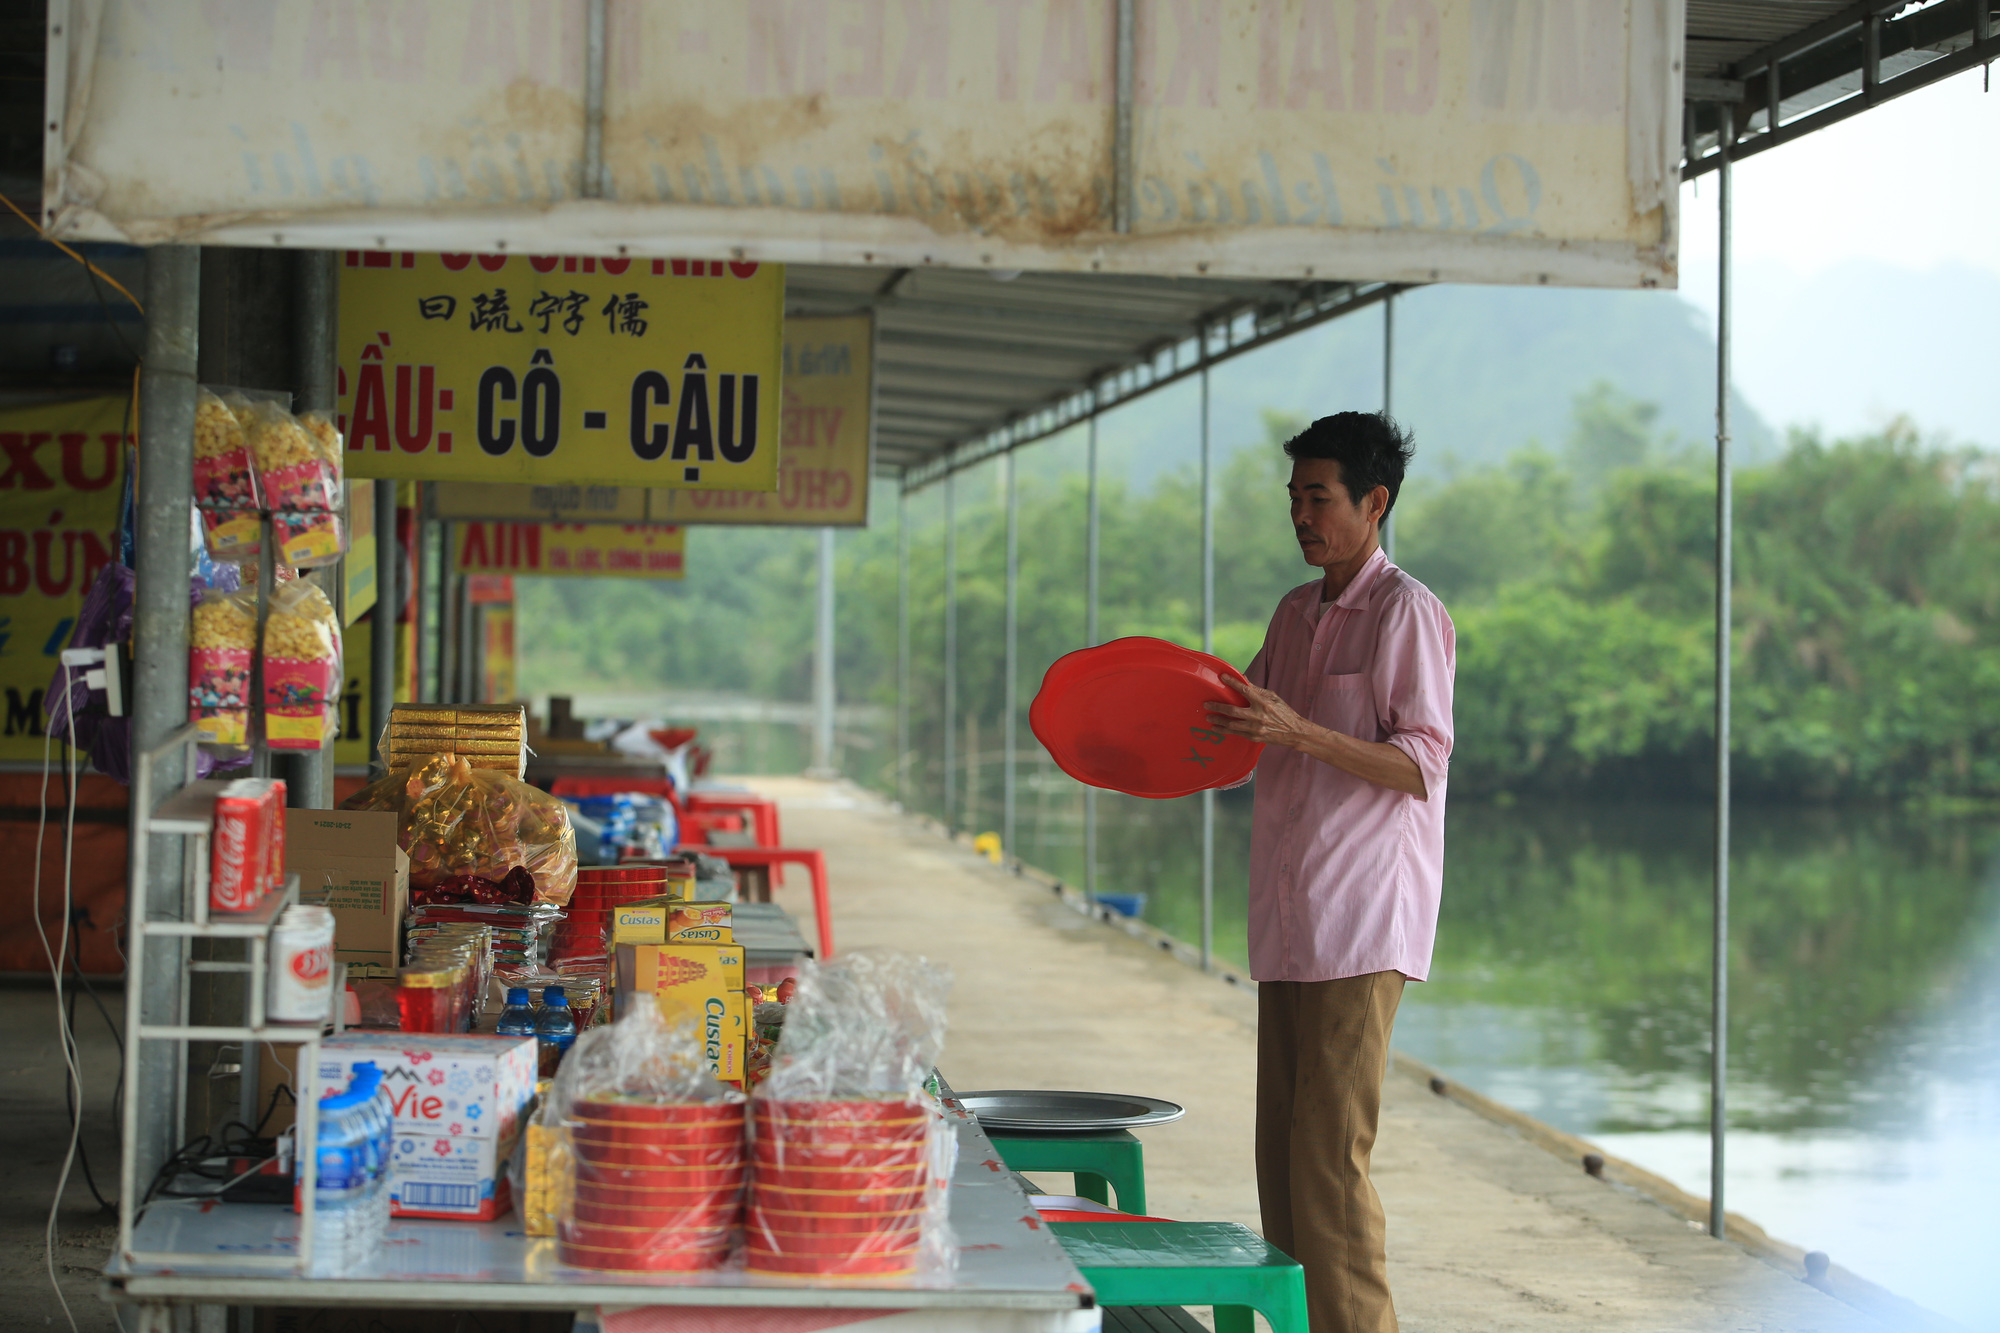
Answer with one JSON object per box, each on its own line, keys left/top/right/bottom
{"left": 1204, "top": 678, "right": 1315, "bottom": 748}
{"left": 1206, "top": 672, "right": 1429, "bottom": 799}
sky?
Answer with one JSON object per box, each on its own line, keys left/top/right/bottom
{"left": 1675, "top": 70, "right": 2000, "bottom": 448}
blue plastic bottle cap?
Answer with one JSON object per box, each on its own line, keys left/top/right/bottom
{"left": 505, "top": 987, "right": 530, "bottom": 1005}
{"left": 544, "top": 986, "right": 568, "bottom": 1006}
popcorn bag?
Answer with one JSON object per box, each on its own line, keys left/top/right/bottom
{"left": 748, "top": 952, "right": 957, "bottom": 1281}
{"left": 192, "top": 389, "right": 262, "bottom": 559}
{"left": 258, "top": 406, "right": 348, "bottom": 569}
{"left": 262, "top": 580, "right": 342, "bottom": 750}
{"left": 342, "top": 753, "right": 578, "bottom": 907}
{"left": 544, "top": 1002, "right": 749, "bottom": 1274}
{"left": 189, "top": 588, "right": 256, "bottom": 747}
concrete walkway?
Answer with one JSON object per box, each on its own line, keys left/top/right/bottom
{"left": 755, "top": 777, "right": 1909, "bottom": 1333}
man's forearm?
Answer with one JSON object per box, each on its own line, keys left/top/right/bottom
{"left": 1292, "top": 724, "right": 1428, "bottom": 799}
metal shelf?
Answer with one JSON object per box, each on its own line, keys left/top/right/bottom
{"left": 146, "top": 875, "right": 297, "bottom": 938}
{"left": 149, "top": 778, "right": 232, "bottom": 835}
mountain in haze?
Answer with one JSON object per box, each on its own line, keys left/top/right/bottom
{"left": 1089, "top": 282, "right": 1778, "bottom": 493}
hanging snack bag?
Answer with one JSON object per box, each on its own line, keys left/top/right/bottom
{"left": 192, "top": 389, "right": 262, "bottom": 560}
{"left": 189, "top": 588, "right": 257, "bottom": 746}
{"left": 263, "top": 408, "right": 348, "bottom": 569}
{"left": 343, "top": 753, "right": 578, "bottom": 907}
{"left": 263, "top": 579, "right": 342, "bottom": 750}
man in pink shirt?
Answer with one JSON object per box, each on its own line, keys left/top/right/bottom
{"left": 1207, "top": 412, "right": 1455, "bottom": 1333}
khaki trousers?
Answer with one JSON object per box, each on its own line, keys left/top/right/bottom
{"left": 1256, "top": 971, "right": 1406, "bottom": 1333}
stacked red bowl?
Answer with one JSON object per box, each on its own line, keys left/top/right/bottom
{"left": 746, "top": 1098, "right": 936, "bottom": 1276}
{"left": 559, "top": 1095, "right": 747, "bottom": 1273}
{"left": 550, "top": 865, "right": 677, "bottom": 962}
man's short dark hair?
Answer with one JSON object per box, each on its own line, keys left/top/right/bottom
{"left": 1283, "top": 412, "right": 1416, "bottom": 519}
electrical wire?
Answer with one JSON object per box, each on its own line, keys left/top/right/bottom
{"left": 0, "top": 190, "right": 145, "bottom": 314}
{"left": 32, "top": 683, "right": 83, "bottom": 1333}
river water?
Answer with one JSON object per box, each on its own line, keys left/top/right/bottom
{"left": 988, "top": 765, "right": 2000, "bottom": 1330}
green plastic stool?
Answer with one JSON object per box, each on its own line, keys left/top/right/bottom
{"left": 1051, "top": 1221, "right": 1307, "bottom": 1333}
{"left": 989, "top": 1128, "right": 1148, "bottom": 1214}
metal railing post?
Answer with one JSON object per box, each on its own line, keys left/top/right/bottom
{"left": 897, "top": 481, "right": 910, "bottom": 805}
{"left": 1004, "top": 452, "right": 1019, "bottom": 865}
{"left": 1381, "top": 293, "right": 1395, "bottom": 560}
{"left": 1085, "top": 412, "right": 1100, "bottom": 901}
{"left": 1710, "top": 102, "right": 1736, "bottom": 1242}
{"left": 943, "top": 470, "right": 957, "bottom": 830}
{"left": 291, "top": 250, "right": 339, "bottom": 807}
{"left": 129, "top": 245, "right": 199, "bottom": 1197}
{"left": 1200, "top": 339, "right": 1215, "bottom": 971}
{"left": 811, "top": 527, "right": 837, "bottom": 776}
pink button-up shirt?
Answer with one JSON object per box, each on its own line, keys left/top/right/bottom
{"left": 1243, "top": 548, "right": 1455, "bottom": 983}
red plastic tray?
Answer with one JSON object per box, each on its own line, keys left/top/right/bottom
{"left": 1029, "top": 636, "right": 1263, "bottom": 798}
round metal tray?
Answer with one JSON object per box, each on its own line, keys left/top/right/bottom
{"left": 954, "top": 1089, "right": 1186, "bottom": 1133}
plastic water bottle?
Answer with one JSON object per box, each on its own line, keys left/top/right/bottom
{"left": 306, "top": 1061, "right": 391, "bottom": 1274}
{"left": 497, "top": 987, "right": 537, "bottom": 1038}
{"left": 535, "top": 986, "right": 577, "bottom": 1076}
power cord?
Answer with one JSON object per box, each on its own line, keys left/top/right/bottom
{"left": 62, "top": 910, "right": 120, "bottom": 1213}
{"left": 32, "top": 681, "right": 83, "bottom": 1333}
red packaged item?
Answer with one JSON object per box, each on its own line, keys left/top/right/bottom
{"left": 210, "top": 778, "right": 277, "bottom": 914}
{"left": 189, "top": 590, "right": 256, "bottom": 747}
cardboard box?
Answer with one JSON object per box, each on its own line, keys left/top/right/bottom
{"left": 615, "top": 942, "right": 746, "bottom": 1079}
{"left": 611, "top": 899, "right": 731, "bottom": 946}
{"left": 315, "top": 1033, "right": 538, "bottom": 1220}
{"left": 286, "top": 809, "right": 408, "bottom": 973}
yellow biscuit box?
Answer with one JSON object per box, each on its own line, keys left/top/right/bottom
{"left": 614, "top": 943, "right": 746, "bottom": 1079}
{"left": 612, "top": 899, "right": 732, "bottom": 945}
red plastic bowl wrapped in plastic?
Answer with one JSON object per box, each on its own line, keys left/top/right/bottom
{"left": 754, "top": 1098, "right": 925, "bottom": 1123}
{"left": 575, "top": 1096, "right": 747, "bottom": 1127}
{"left": 747, "top": 1205, "right": 924, "bottom": 1235}
{"left": 559, "top": 1219, "right": 734, "bottom": 1252}
{"left": 744, "top": 1248, "right": 918, "bottom": 1276}
{"left": 575, "top": 1133, "right": 745, "bottom": 1166}
{"left": 559, "top": 1238, "right": 731, "bottom": 1273}
{"left": 745, "top": 1227, "right": 921, "bottom": 1255}
{"left": 576, "top": 1162, "right": 747, "bottom": 1191}
{"left": 751, "top": 1138, "right": 927, "bottom": 1169}
{"left": 573, "top": 1178, "right": 744, "bottom": 1208}
{"left": 751, "top": 1184, "right": 930, "bottom": 1214}
{"left": 572, "top": 1195, "right": 741, "bottom": 1228}
{"left": 754, "top": 1117, "right": 929, "bottom": 1145}
{"left": 752, "top": 1163, "right": 928, "bottom": 1192}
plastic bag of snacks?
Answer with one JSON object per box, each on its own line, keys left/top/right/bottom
{"left": 546, "top": 1001, "right": 747, "bottom": 1273}
{"left": 263, "top": 408, "right": 347, "bottom": 569}
{"left": 189, "top": 588, "right": 257, "bottom": 747}
{"left": 192, "top": 389, "right": 262, "bottom": 560}
{"left": 262, "top": 579, "right": 341, "bottom": 750}
{"left": 748, "top": 952, "right": 956, "bottom": 1280}
{"left": 342, "top": 753, "right": 577, "bottom": 906}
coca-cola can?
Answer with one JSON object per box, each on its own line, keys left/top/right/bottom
{"left": 269, "top": 904, "right": 335, "bottom": 1024}
{"left": 210, "top": 778, "right": 272, "bottom": 914}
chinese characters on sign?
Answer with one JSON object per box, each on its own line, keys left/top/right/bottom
{"left": 338, "top": 251, "right": 783, "bottom": 491}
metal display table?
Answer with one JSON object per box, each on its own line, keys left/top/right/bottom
{"left": 730, "top": 900, "right": 813, "bottom": 971}
{"left": 105, "top": 1093, "right": 1099, "bottom": 1330}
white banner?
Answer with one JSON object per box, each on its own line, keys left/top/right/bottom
{"left": 45, "top": 0, "right": 1682, "bottom": 287}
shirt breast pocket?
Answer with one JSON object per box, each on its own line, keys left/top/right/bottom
{"left": 1311, "top": 672, "right": 1378, "bottom": 742}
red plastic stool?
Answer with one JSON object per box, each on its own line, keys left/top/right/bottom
{"left": 704, "top": 847, "right": 833, "bottom": 959}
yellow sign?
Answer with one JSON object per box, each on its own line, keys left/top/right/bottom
{"left": 651, "top": 315, "right": 874, "bottom": 528}
{"left": 337, "top": 251, "right": 784, "bottom": 491}
{"left": 433, "top": 481, "right": 646, "bottom": 523}
{"left": 453, "top": 522, "right": 685, "bottom": 580}
{"left": 0, "top": 397, "right": 127, "bottom": 761}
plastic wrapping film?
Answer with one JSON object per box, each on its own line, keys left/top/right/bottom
{"left": 191, "top": 388, "right": 262, "bottom": 560}
{"left": 748, "top": 951, "right": 957, "bottom": 1280}
{"left": 342, "top": 753, "right": 577, "bottom": 906}
{"left": 188, "top": 586, "right": 256, "bottom": 748}
{"left": 546, "top": 1001, "right": 748, "bottom": 1273}
{"left": 262, "top": 579, "right": 341, "bottom": 750}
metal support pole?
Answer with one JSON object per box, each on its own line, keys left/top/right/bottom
{"left": 810, "top": 527, "right": 837, "bottom": 777}
{"left": 897, "top": 482, "right": 910, "bottom": 806}
{"left": 1380, "top": 293, "right": 1395, "bottom": 561}
{"left": 436, "top": 522, "right": 455, "bottom": 703}
{"left": 1113, "top": 0, "right": 1135, "bottom": 233}
{"left": 582, "top": 0, "right": 608, "bottom": 198}
{"left": 290, "top": 251, "right": 338, "bottom": 807}
{"left": 1710, "top": 102, "right": 1735, "bottom": 1243}
{"left": 943, "top": 471, "right": 957, "bottom": 831}
{"left": 129, "top": 245, "right": 199, "bottom": 1199}
{"left": 371, "top": 478, "right": 397, "bottom": 767}
{"left": 1084, "top": 413, "right": 1100, "bottom": 901}
{"left": 1199, "top": 346, "right": 1215, "bottom": 971}
{"left": 1003, "top": 452, "right": 1019, "bottom": 866}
